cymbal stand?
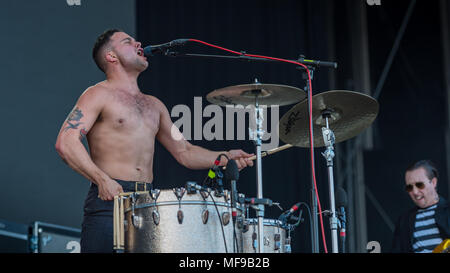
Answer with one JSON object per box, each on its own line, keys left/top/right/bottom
{"left": 321, "top": 111, "right": 339, "bottom": 253}
{"left": 249, "top": 87, "right": 265, "bottom": 253}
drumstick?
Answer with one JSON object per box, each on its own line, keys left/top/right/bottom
{"left": 223, "top": 144, "right": 294, "bottom": 169}
{"left": 119, "top": 196, "right": 125, "bottom": 249}
{"left": 247, "top": 143, "right": 293, "bottom": 161}
{"left": 113, "top": 196, "right": 119, "bottom": 250}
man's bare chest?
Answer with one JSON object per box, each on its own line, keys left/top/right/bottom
{"left": 98, "top": 92, "right": 160, "bottom": 134}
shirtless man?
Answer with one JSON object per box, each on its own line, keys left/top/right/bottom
{"left": 55, "top": 29, "right": 254, "bottom": 253}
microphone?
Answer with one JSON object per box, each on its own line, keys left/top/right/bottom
{"left": 336, "top": 187, "right": 347, "bottom": 252}
{"left": 298, "top": 55, "right": 338, "bottom": 69}
{"left": 287, "top": 202, "right": 301, "bottom": 214}
{"left": 143, "top": 39, "right": 190, "bottom": 57}
{"left": 279, "top": 202, "right": 301, "bottom": 223}
{"left": 224, "top": 159, "right": 239, "bottom": 219}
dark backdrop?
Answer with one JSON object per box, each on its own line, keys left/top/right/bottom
{"left": 0, "top": 0, "right": 448, "bottom": 254}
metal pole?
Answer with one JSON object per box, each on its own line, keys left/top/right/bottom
{"left": 326, "top": 163, "right": 339, "bottom": 253}
{"left": 322, "top": 116, "right": 339, "bottom": 253}
{"left": 303, "top": 69, "right": 320, "bottom": 253}
{"left": 254, "top": 100, "right": 264, "bottom": 253}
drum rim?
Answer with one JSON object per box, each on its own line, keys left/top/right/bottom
{"left": 124, "top": 200, "right": 234, "bottom": 213}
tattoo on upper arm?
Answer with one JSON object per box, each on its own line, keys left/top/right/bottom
{"left": 64, "top": 107, "right": 84, "bottom": 132}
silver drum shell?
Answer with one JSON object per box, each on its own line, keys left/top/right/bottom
{"left": 123, "top": 189, "right": 237, "bottom": 253}
{"left": 237, "top": 218, "right": 287, "bottom": 253}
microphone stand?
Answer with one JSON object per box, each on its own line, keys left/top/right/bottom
{"left": 166, "top": 51, "right": 279, "bottom": 63}
{"left": 164, "top": 49, "right": 336, "bottom": 253}
{"left": 300, "top": 65, "right": 320, "bottom": 254}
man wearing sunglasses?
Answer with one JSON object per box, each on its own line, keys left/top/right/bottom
{"left": 391, "top": 160, "right": 450, "bottom": 253}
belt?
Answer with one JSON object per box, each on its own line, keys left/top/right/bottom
{"left": 131, "top": 181, "right": 152, "bottom": 192}
{"left": 96, "top": 180, "right": 153, "bottom": 199}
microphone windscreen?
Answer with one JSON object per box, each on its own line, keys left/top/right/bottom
{"left": 224, "top": 159, "right": 239, "bottom": 181}
{"left": 143, "top": 46, "right": 153, "bottom": 57}
{"left": 336, "top": 187, "right": 348, "bottom": 208}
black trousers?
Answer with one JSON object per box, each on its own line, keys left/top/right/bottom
{"left": 80, "top": 180, "right": 152, "bottom": 253}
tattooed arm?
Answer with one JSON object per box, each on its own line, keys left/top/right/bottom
{"left": 55, "top": 85, "right": 122, "bottom": 200}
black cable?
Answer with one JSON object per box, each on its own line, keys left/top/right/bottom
{"left": 208, "top": 191, "right": 228, "bottom": 253}
{"left": 199, "top": 187, "right": 238, "bottom": 253}
{"left": 281, "top": 202, "right": 313, "bottom": 253}
{"left": 199, "top": 153, "right": 231, "bottom": 253}
{"left": 298, "top": 202, "right": 313, "bottom": 254}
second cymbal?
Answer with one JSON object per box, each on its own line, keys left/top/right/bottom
{"left": 206, "top": 81, "right": 306, "bottom": 107}
{"left": 279, "top": 90, "right": 379, "bottom": 148}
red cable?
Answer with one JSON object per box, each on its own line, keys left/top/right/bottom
{"left": 188, "top": 39, "right": 329, "bottom": 253}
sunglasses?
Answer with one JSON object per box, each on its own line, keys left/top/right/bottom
{"left": 405, "top": 182, "right": 426, "bottom": 192}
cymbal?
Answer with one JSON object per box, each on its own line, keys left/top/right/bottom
{"left": 279, "top": 90, "right": 379, "bottom": 148}
{"left": 206, "top": 81, "right": 306, "bottom": 107}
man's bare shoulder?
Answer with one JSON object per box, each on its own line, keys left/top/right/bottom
{"left": 82, "top": 82, "right": 110, "bottom": 98}
{"left": 145, "top": 94, "right": 168, "bottom": 112}
{"left": 78, "top": 82, "right": 112, "bottom": 104}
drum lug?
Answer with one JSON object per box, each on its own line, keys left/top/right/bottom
{"left": 150, "top": 189, "right": 161, "bottom": 201}
{"left": 236, "top": 216, "right": 244, "bottom": 230}
{"left": 243, "top": 222, "right": 250, "bottom": 233}
{"left": 152, "top": 210, "right": 160, "bottom": 225}
{"left": 177, "top": 210, "right": 184, "bottom": 224}
{"left": 132, "top": 215, "right": 142, "bottom": 229}
{"left": 274, "top": 234, "right": 281, "bottom": 251}
{"left": 200, "top": 190, "right": 209, "bottom": 200}
{"left": 173, "top": 187, "right": 186, "bottom": 200}
{"left": 202, "top": 209, "right": 209, "bottom": 224}
{"left": 173, "top": 188, "right": 186, "bottom": 225}
{"left": 149, "top": 189, "right": 160, "bottom": 226}
{"left": 221, "top": 212, "right": 230, "bottom": 226}
{"left": 130, "top": 193, "right": 142, "bottom": 228}
{"left": 252, "top": 232, "right": 258, "bottom": 250}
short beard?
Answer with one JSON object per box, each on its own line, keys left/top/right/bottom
{"left": 135, "top": 58, "right": 148, "bottom": 72}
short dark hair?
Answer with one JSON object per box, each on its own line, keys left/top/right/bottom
{"left": 92, "top": 29, "right": 122, "bottom": 72}
{"left": 406, "top": 160, "right": 439, "bottom": 181}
